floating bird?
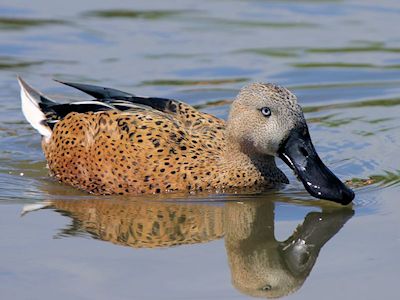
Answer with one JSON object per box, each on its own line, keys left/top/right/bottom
{"left": 18, "top": 77, "right": 354, "bottom": 204}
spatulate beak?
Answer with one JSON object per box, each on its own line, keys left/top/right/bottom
{"left": 278, "top": 126, "right": 354, "bottom": 205}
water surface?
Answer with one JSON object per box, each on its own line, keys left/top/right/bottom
{"left": 1, "top": 0, "right": 400, "bottom": 299}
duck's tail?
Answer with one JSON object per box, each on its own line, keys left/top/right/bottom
{"left": 18, "top": 77, "right": 183, "bottom": 141}
{"left": 18, "top": 76, "right": 55, "bottom": 140}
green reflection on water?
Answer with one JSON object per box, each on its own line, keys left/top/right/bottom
{"left": 303, "top": 97, "right": 400, "bottom": 113}
{"left": 307, "top": 45, "right": 400, "bottom": 53}
{"left": 0, "top": 17, "right": 67, "bottom": 30}
{"left": 365, "top": 117, "right": 394, "bottom": 124}
{"left": 308, "top": 115, "right": 362, "bottom": 127}
{"left": 293, "top": 62, "right": 400, "bottom": 69}
{"left": 0, "top": 57, "right": 44, "bottom": 69}
{"left": 145, "top": 53, "right": 201, "bottom": 59}
{"left": 194, "top": 99, "right": 232, "bottom": 110}
{"left": 84, "top": 9, "right": 190, "bottom": 20}
{"left": 140, "top": 78, "right": 248, "bottom": 86}
{"left": 353, "top": 130, "right": 374, "bottom": 137}
{"left": 0, "top": 57, "right": 77, "bottom": 70}
{"left": 290, "top": 80, "right": 400, "bottom": 90}
{"left": 238, "top": 48, "right": 300, "bottom": 58}
{"left": 196, "top": 17, "right": 315, "bottom": 28}
{"left": 235, "top": 43, "right": 400, "bottom": 58}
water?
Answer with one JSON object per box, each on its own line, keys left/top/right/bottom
{"left": 1, "top": 0, "right": 400, "bottom": 299}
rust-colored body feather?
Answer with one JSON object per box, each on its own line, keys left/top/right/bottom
{"left": 42, "top": 103, "right": 239, "bottom": 195}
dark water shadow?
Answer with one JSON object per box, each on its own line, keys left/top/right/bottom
{"left": 0, "top": 17, "right": 68, "bottom": 30}
{"left": 0, "top": 56, "right": 77, "bottom": 70}
{"left": 140, "top": 78, "right": 248, "bottom": 86}
{"left": 83, "top": 9, "right": 194, "bottom": 20}
{"left": 186, "top": 17, "right": 316, "bottom": 29}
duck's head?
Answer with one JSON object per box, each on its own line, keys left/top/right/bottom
{"left": 227, "top": 83, "right": 354, "bottom": 205}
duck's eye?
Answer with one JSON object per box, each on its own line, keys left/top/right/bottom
{"left": 260, "top": 107, "right": 271, "bottom": 117}
{"left": 260, "top": 285, "right": 272, "bottom": 291}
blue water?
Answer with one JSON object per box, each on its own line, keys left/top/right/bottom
{"left": 1, "top": 0, "right": 400, "bottom": 299}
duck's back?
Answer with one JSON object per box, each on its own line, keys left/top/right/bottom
{"left": 42, "top": 97, "right": 226, "bottom": 195}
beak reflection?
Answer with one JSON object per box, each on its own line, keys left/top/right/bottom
{"left": 225, "top": 200, "right": 354, "bottom": 298}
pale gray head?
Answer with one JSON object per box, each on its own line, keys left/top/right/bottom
{"left": 227, "top": 82, "right": 305, "bottom": 156}
{"left": 227, "top": 83, "right": 355, "bottom": 205}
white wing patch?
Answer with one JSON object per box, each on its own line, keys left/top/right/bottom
{"left": 71, "top": 100, "right": 115, "bottom": 109}
{"left": 19, "top": 78, "right": 52, "bottom": 140}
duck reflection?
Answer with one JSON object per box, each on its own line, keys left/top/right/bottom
{"left": 49, "top": 199, "right": 224, "bottom": 248}
{"left": 29, "top": 197, "right": 353, "bottom": 298}
{"left": 224, "top": 201, "right": 353, "bottom": 298}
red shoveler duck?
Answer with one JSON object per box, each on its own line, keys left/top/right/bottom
{"left": 18, "top": 77, "right": 354, "bottom": 204}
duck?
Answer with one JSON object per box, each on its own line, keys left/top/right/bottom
{"left": 18, "top": 77, "right": 354, "bottom": 204}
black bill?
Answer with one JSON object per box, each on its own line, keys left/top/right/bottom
{"left": 278, "top": 126, "right": 355, "bottom": 205}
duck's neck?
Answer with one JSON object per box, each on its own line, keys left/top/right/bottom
{"left": 220, "top": 136, "right": 289, "bottom": 187}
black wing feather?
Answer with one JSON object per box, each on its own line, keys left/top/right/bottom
{"left": 54, "top": 80, "right": 134, "bottom": 100}
{"left": 55, "top": 80, "right": 179, "bottom": 113}
{"left": 39, "top": 102, "right": 112, "bottom": 129}
{"left": 44, "top": 103, "right": 111, "bottom": 118}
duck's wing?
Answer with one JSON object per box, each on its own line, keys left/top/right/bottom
{"left": 19, "top": 77, "right": 225, "bottom": 138}
{"left": 55, "top": 80, "right": 226, "bottom": 132}
{"left": 55, "top": 80, "right": 181, "bottom": 114}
